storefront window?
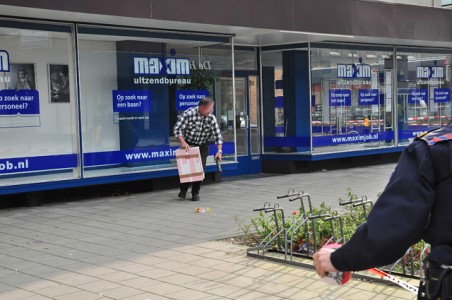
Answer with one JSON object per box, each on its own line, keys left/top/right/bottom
{"left": 310, "top": 45, "right": 395, "bottom": 153}
{"left": 77, "top": 26, "right": 234, "bottom": 177}
{"left": 261, "top": 51, "right": 288, "bottom": 153}
{"left": 235, "top": 48, "right": 257, "bottom": 71}
{"left": 396, "top": 49, "right": 452, "bottom": 145}
{"left": 0, "top": 21, "right": 78, "bottom": 186}
{"left": 171, "top": 45, "right": 236, "bottom": 164}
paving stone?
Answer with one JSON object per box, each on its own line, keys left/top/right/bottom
{"left": 34, "top": 284, "right": 80, "bottom": 298}
{"left": 141, "top": 282, "right": 186, "bottom": 295}
{"left": 101, "top": 271, "right": 140, "bottom": 283}
{"left": 123, "top": 293, "right": 172, "bottom": 300}
{"left": 99, "top": 285, "right": 143, "bottom": 299}
{"left": 137, "top": 268, "right": 177, "bottom": 280}
{"left": 166, "top": 288, "right": 214, "bottom": 300}
{"left": 77, "top": 280, "right": 120, "bottom": 293}
{"left": 120, "top": 276, "right": 160, "bottom": 289}
{"left": 54, "top": 290, "right": 103, "bottom": 300}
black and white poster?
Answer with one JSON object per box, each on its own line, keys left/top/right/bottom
{"left": 48, "top": 64, "right": 69, "bottom": 103}
{"left": 10, "top": 63, "right": 36, "bottom": 90}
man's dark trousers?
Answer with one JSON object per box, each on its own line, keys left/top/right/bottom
{"left": 180, "top": 143, "right": 210, "bottom": 195}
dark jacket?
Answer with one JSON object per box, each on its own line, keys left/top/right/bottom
{"left": 332, "top": 125, "right": 452, "bottom": 271}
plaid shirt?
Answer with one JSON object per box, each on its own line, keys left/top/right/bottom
{"left": 173, "top": 107, "right": 223, "bottom": 145}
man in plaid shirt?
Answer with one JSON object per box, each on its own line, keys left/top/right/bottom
{"left": 173, "top": 97, "right": 223, "bottom": 201}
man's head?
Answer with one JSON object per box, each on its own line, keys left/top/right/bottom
{"left": 198, "top": 97, "right": 215, "bottom": 116}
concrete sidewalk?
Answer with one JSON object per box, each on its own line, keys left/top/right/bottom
{"left": 0, "top": 163, "right": 417, "bottom": 299}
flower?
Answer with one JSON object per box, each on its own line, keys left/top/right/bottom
{"left": 292, "top": 211, "right": 298, "bottom": 216}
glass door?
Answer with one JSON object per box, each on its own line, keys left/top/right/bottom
{"left": 234, "top": 77, "right": 248, "bottom": 156}
{"left": 248, "top": 76, "right": 261, "bottom": 155}
{"left": 217, "top": 75, "right": 261, "bottom": 174}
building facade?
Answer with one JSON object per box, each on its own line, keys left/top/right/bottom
{"left": 1, "top": 0, "right": 452, "bottom": 195}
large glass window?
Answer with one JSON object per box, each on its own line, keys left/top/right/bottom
{"left": 310, "top": 45, "right": 395, "bottom": 153}
{"left": 261, "top": 51, "right": 286, "bottom": 153}
{"left": 396, "top": 49, "right": 452, "bottom": 145}
{"left": 249, "top": 75, "right": 261, "bottom": 155}
{"left": 0, "top": 21, "right": 78, "bottom": 186}
{"left": 77, "top": 26, "right": 234, "bottom": 177}
{"left": 172, "top": 45, "right": 236, "bottom": 164}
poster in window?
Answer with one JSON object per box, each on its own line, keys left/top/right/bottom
{"left": 48, "top": 64, "right": 69, "bottom": 103}
{"left": 9, "top": 63, "right": 36, "bottom": 90}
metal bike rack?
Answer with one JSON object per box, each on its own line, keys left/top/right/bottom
{"left": 323, "top": 212, "right": 346, "bottom": 246}
{"left": 252, "top": 202, "right": 286, "bottom": 256}
{"left": 247, "top": 187, "right": 429, "bottom": 284}
{"left": 340, "top": 195, "right": 373, "bottom": 219}
{"left": 285, "top": 190, "right": 314, "bottom": 259}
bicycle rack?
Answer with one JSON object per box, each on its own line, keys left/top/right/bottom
{"left": 323, "top": 212, "right": 346, "bottom": 246}
{"left": 285, "top": 191, "right": 313, "bottom": 259}
{"left": 247, "top": 187, "right": 429, "bottom": 285}
{"left": 252, "top": 202, "right": 286, "bottom": 256}
{"left": 340, "top": 195, "right": 373, "bottom": 219}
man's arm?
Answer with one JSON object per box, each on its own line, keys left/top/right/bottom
{"left": 329, "top": 141, "right": 436, "bottom": 272}
{"left": 174, "top": 113, "right": 189, "bottom": 149}
{"left": 177, "top": 135, "right": 189, "bottom": 150}
{"left": 211, "top": 116, "right": 223, "bottom": 160}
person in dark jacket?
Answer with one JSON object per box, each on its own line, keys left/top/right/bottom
{"left": 314, "top": 124, "right": 452, "bottom": 299}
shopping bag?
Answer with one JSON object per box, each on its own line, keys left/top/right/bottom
{"left": 175, "top": 147, "right": 205, "bottom": 183}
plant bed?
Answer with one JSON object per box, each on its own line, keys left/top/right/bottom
{"left": 232, "top": 188, "right": 429, "bottom": 280}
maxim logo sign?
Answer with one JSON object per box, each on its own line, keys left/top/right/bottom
{"left": 0, "top": 50, "right": 10, "bottom": 72}
{"left": 337, "top": 64, "right": 371, "bottom": 79}
{"left": 134, "top": 57, "right": 190, "bottom": 76}
{"left": 417, "top": 66, "right": 444, "bottom": 79}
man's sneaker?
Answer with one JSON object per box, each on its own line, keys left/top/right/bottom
{"left": 191, "top": 194, "right": 200, "bottom": 201}
{"left": 178, "top": 190, "right": 187, "bottom": 200}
